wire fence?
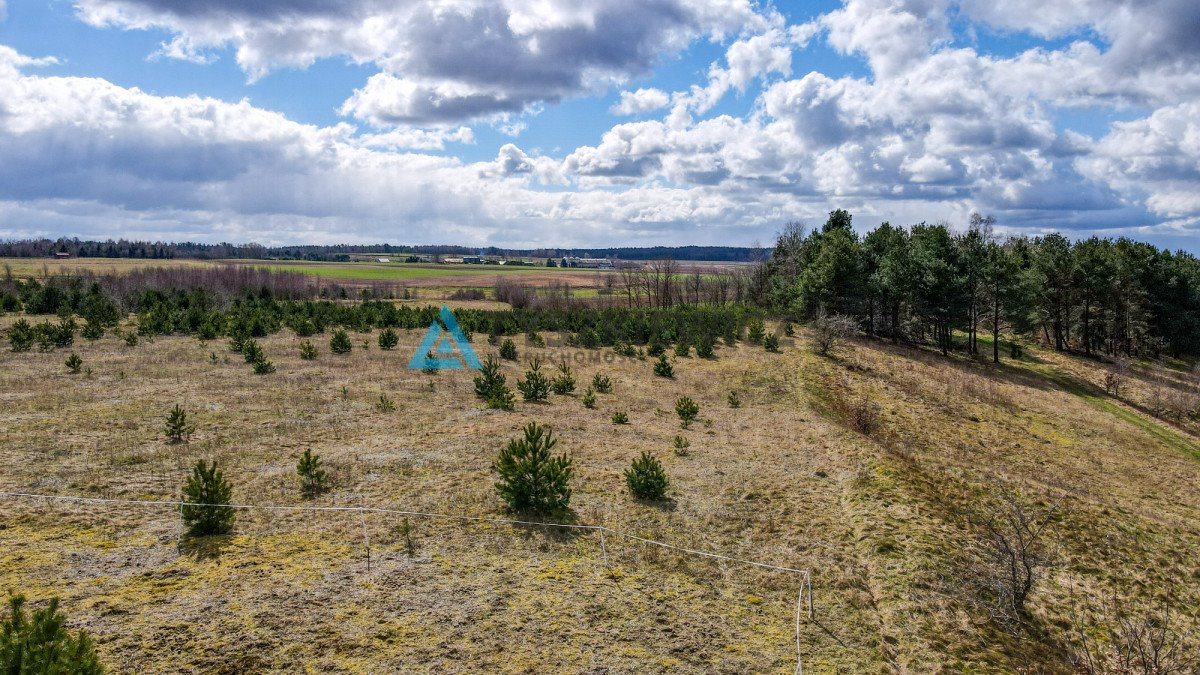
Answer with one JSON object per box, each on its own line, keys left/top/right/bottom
{"left": 0, "top": 490, "right": 815, "bottom": 674}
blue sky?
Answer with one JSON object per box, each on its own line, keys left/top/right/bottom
{"left": 1, "top": 0, "right": 1198, "bottom": 251}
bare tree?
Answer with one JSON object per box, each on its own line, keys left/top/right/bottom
{"left": 1069, "top": 600, "right": 1199, "bottom": 674}
{"left": 969, "top": 490, "right": 1057, "bottom": 626}
{"left": 811, "top": 307, "right": 857, "bottom": 355}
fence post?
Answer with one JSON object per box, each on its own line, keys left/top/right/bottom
{"left": 359, "top": 506, "right": 371, "bottom": 572}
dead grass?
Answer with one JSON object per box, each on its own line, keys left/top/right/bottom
{"left": 2, "top": 314, "right": 1199, "bottom": 672}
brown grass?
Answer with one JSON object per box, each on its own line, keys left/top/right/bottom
{"left": 2, "top": 314, "right": 1199, "bottom": 672}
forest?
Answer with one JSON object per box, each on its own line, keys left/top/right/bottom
{"left": 765, "top": 211, "right": 1200, "bottom": 360}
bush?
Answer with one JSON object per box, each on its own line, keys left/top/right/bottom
{"left": 812, "top": 308, "right": 856, "bottom": 355}
{"left": 252, "top": 358, "right": 275, "bottom": 375}
{"left": 591, "top": 373, "right": 612, "bottom": 393}
{"left": 764, "top": 333, "right": 780, "bottom": 352}
{"left": 494, "top": 422, "right": 572, "bottom": 515}
{"left": 164, "top": 404, "right": 195, "bottom": 444}
{"left": 517, "top": 358, "right": 551, "bottom": 402}
{"left": 181, "top": 460, "right": 235, "bottom": 537}
{"left": 675, "top": 396, "right": 699, "bottom": 429}
{"left": 499, "top": 338, "right": 518, "bottom": 360}
{"left": 694, "top": 337, "right": 714, "bottom": 359}
{"left": 672, "top": 435, "right": 690, "bottom": 456}
{"left": 487, "top": 387, "right": 516, "bottom": 411}
{"left": 653, "top": 354, "right": 674, "bottom": 378}
{"left": 123, "top": 333, "right": 138, "bottom": 347}
{"left": 299, "top": 340, "right": 317, "bottom": 360}
{"left": 64, "top": 353, "right": 82, "bottom": 374}
{"left": 7, "top": 319, "right": 33, "bottom": 352}
{"left": 296, "top": 449, "right": 328, "bottom": 499}
{"left": 330, "top": 329, "right": 352, "bottom": 354}
{"left": 528, "top": 332, "right": 545, "bottom": 348}
{"left": 551, "top": 360, "right": 576, "bottom": 395}
{"left": 783, "top": 322, "right": 795, "bottom": 337}
{"left": 625, "top": 452, "right": 669, "bottom": 500}
{"left": 674, "top": 341, "right": 690, "bottom": 357}
{"left": 728, "top": 390, "right": 741, "bottom": 408}
{"left": 0, "top": 594, "right": 103, "bottom": 674}
{"left": 378, "top": 328, "right": 399, "bottom": 350}
{"left": 581, "top": 387, "right": 596, "bottom": 409}
{"left": 611, "top": 411, "right": 629, "bottom": 425}
{"left": 969, "top": 492, "right": 1056, "bottom": 625}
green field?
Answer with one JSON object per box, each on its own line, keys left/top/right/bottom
{"left": 246, "top": 261, "right": 578, "bottom": 281}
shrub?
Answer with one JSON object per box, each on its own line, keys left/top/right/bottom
{"left": 591, "top": 373, "right": 612, "bottom": 393}
{"left": 1103, "top": 372, "right": 1124, "bottom": 398}
{"left": 81, "top": 322, "right": 103, "bottom": 341}
{"left": 578, "top": 327, "right": 600, "bottom": 348}
{"left": 330, "top": 329, "right": 352, "bottom": 354}
{"left": 375, "top": 394, "right": 396, "bottom": 412}
{"left": 646, "top": 340, "right": 666, "bottom": 357}
{"left": 299, "top": 340, "right": 317, "bottom": 360}
{"left": 181, "top": 460, "right": 235, "bottom": 537}
{"left": 783, "top": 322, "right": 795, "bottom": 337}
{"left": 625, "top": 452, "right": 669, "bottom": 500}
{"left": 674, "top": 341, "right": 690, "bottom": 357}
{"left": 728, "top": 390, "right": 741, "bottom": 408}
{"left": 812, "top": 308, "right": 856, "bottom": 355}
{"left": 252, "top": 358, "right": 275, "bottom": 375}
{"left": 764, "top": 333, "right": 780, "bottom": 352}
{"left": 675, "top": 396, "right": 699, "bottom": 429}
{"left": 499, "top": 338, "right": 518, "bottom": 360}
{"left": 694, "top": 337, "right": 714, "bottom": 359}
{"left": 747, "top": 319, "right": 765, "bottom": 344}
{"left": 494, "top": 422, "right": 572, "bottom": 515}
{"left": 64, "top": 353, "right": 82, "bottom": 374}
{"left": 653, "top": 354, "right": 674, "bottom": 378}
{"left": 551, "top": 360, "right": 576, "bottom": 395}
{"left": 672, "top": 435, "right": 690, "bottom": 456}
{"left": 378, "top": 328, "right": 399, "bottom": 350}
{"left": 969, "top": 492, "right": 1056, "bottom": 625}
{"left": 7, "top": 319, "right": 33, "bottom": 352}
{"left": 296, "top": 449, "right": 328, "bottom": 499}
{"left": 0, "top": 594, "right": 103, "bottom": 674}
{"left": 613, "top": 342, "right": 637, "bottom": 358}
{"left": 528, "top": 332, "right": 545, "bottom": 348}
{"left": 611, "top": 411, "right": 629, "bottom": 425}
{"left": 164, "top": 404, "right": 195, "bottom": 444}
{"left": 123, "top": 333, "right": 138, "bottom": 347}
{"left": 581, "top": 387, "right": 596, "bottom": 409}
{"left": 517, "top": 358, "right": 551, "bottom": 402}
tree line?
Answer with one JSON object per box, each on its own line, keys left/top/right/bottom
{"left": 765, "top": 210, "right": 1200, "bottom": 360}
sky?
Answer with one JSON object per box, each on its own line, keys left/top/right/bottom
{"left": 0, "top": 0, "right": 1199, "bottom": 251}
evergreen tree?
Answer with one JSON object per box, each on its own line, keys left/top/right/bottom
{"left": 296, "top": 449, "right": 328, "bottom": 499}
{"left": 330, "top": 329, "right": 352, "bottom": 354}
{"left": 377, "top": 328, "right": 399, "bottom": 350}
{"left": 517, "top": 358, "right": 551, "bottom": 402}
{"left": 164, "top": 404, "right": 195, "bottom": 444}
{"left": 494, "top": 423, "right": 572, "bottom": 515}
{"left": 180, "top": 460, "right": 234, "bottom": 537}
{"left": 625, "top": 452, "right": 669, "bottom": 500}
{"left": 0, "top": 595, "right": 103, "bottom": 674}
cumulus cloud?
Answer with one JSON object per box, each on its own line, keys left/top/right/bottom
{"left": 75, "top": 0, "right": 763, "bottom": 125}
{"left": 611, "top": 88, "right": 670, "bottom": 116}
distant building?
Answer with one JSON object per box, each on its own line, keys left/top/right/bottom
{"left": 53, "top": 252, "right": 71, "bottom": 259}
{"left": 442, "top": 257, "right": 464, "bottom": 264}
{"left": 463, "top": 255, "right": 483, "bottom": 264}
{"left": 560, "top": 256, "right": 613, "bottom": 269}
{"left": 376, "top": 257, "right": 390, "bottom": 263}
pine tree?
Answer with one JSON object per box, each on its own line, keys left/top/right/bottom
{"left": 499, "top": 338, "right": 518, "bottom": 360}
{"left": 180, "top": 460, "right": 234, "bottom": 537}
{"left": 296, "top": 449, "right": 328, "bottom": 499}
{"left": 581, "top": 387, "right": 596, "bottom": 409}
{"left": 64, "top": 353, "right": 82, "bottom": 374}
{"left": 7, "top": 319, "right": 33, "bottom": 352}
{"left": 517, "top": 358, "right": 551, "bottom": 402}
{"left": 551, "top": 360, "right": 576, "bottom": 395}
{"left": 653, "top": 354, "right": 674, "bottom": 378}
{"left": 591, "top": 373, "right": 612, "bottom": 393}
{"left": 378, "top": 328, "right": 399, "bottom": 350}
{"left": 299, "top": 340, "right": 318, "bottom": 360}
{"left": 164, "top": 404, "right": 195, "bottom": 444}
{"left": 625, "top": 452, "right": 669, "bottom": 500}
{"left": 675, "top": 396, "right": 699, "bottom": 429}
{"left": 494, "top": 422, "right": 572, "bottom": 515}
{"left": 330, "top": 329, "right": 352, "bottom": 354}
{"left": 0, "top": 595, "right": 103, "bottom": 674}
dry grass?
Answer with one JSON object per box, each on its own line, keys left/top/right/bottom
{"left": 2, "top": 313, "right": 1199, "bottom": 672}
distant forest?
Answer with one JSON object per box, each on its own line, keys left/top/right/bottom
{"left": 764, "top": 210, "right": 1200, "bottom": 360}
{"left": 0, "top": 239, "right": 761, "bottom": 262}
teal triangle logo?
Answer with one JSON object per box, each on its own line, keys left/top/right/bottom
{"left": 408, "top": 305, "right": 482, "bottom": 370}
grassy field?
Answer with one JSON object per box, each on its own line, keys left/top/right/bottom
{"left": 1, "top": 308, "right": 1199, "bottom": 672}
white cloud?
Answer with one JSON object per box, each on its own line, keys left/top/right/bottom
{"left": 611, "top": 88, "right": 670, "bottom": 116}
{"left": 75, "top": 0, "right": 763, "bottom": 125}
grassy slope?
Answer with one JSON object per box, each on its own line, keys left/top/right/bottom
{"left": 1, "top": 315, "right": 1198, "bottom": 672}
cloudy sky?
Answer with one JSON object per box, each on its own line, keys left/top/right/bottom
{"left": 1, "top": 0, "right": 1198, "bottom": 250}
